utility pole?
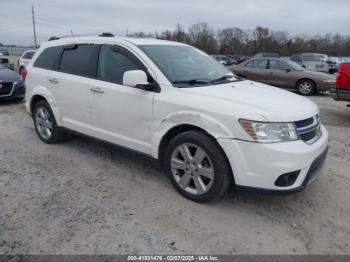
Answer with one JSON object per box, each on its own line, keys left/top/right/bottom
{"left": 32, "top": 5, "right": 37, "bottom": 48}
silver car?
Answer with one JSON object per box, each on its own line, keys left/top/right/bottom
{"left": 290, "top": 53, "right": 329, "bottom": 73}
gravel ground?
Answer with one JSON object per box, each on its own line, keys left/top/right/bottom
{"left": 0, "top": 94, "right": 349, "bottom": 255}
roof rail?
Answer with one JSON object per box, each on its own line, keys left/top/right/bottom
{"left": 99, "top": 32, "right": 114, "bottom": 37}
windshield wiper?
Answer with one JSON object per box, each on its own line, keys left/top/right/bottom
{"left": 210, "top": 75, "right": 241, "bottom": 83}
{"left": 173, "top": 79, "right": 210, "bottom": 85}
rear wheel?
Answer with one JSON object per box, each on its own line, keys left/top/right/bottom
{"left": 164, "top": 130, "right": 233, "bottom": 202}
{"left": 33, "top": 100, "right": 65, "bottom": 144}
{"left": 297, "top": 79, "right": 316, "bottom": 96}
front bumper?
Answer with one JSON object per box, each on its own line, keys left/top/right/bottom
{"left": 330, "top": 87, "right": 350, "bottom": 102}
{"left": 218, "top": 124, "right": 329, "bottom": 192}
{"left": 0, "top": 82, "right": 25, "bottom": 101}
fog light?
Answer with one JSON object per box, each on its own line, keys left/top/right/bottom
{"left": 275, "top": 171, "right": 300, "bottom": 187}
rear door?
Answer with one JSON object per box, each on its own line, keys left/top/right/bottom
{"left": 49, "top": 44, "right": 99, "bottom": 135}
{"left": 249, "top": 59, "right": 269, "bottom": 83}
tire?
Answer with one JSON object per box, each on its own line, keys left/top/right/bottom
{"left": 33, "top": 100, "right": 65, "bottom": 144}
{"left": 164, "top": 130, "right": 233, "bottom": 202}
{"left": 297, "top": 79, "right": 316, "bottom": 96}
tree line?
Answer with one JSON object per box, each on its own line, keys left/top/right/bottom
{"left": 128, "top": 23, "right": 350, "bottom": 57}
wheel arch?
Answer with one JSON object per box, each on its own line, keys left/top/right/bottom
{"left": 29, "top": 86, "right": 63, "bottom": 125}
{"left": 154, "top": 112, "right": 234, "bottom": 164}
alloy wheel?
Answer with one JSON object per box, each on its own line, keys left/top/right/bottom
{"left": 35, "top": 106, "right": 53, "bottom": 140}
{"left": 170, "top": 143, "right": 214, "bottom": 195}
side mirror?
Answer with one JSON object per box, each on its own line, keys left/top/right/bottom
{"left": 122, "top": 70, "right": 160, "bottom": 92}
{"left": 123, "top": 70, "right": 148, "bottom": 88}
{"left": 284, "top": 68, "right": 291, "bottom": 72}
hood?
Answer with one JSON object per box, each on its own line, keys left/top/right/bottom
{"left": 179, "top": 80, "right": 319, "bottom": 122}
{"left": 0, "top": 69, "right": 21, "bottom": 83}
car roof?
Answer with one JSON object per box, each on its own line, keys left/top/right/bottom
{"left": 40, "top": 36, "right": 188, "bottom": 48}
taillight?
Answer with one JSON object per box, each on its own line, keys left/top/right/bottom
{"left": 21, "top": 68, "right": 28, "bottom": 80}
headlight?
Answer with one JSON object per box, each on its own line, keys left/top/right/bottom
{"left": 239, "top": 120, "right": 298, "bottom": 143}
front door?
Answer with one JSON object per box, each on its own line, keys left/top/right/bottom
{"left": 90, "top": 44, "right": 155, "bottom": 155}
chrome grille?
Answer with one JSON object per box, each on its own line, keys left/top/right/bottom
{"left": 295, "top": 115, "right": 322, "bottom": 145}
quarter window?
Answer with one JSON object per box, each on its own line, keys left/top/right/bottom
{"left": 23, "top": 51, "right": 35, "bottom": 59}
{"left": 59, "top": 44, "right": 99, "bottom": 78}
{"left": 33, "top": 46, "right": 62, "bottom": 70}
{"left": 97, "top": 45, "right": 143, "bottom": 84}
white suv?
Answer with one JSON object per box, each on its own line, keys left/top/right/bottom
{"left": 25, "top": 35, "right": 329, "bottom": 202}
{"left": 18, "top": 50, "right": 36, "bottom": 75}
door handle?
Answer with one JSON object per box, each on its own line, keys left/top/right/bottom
{"left": 90, "top": 87, "right": 104, "bottom": 94}
{"left": 49, "top": 78, "right": 59, "bottom": 84}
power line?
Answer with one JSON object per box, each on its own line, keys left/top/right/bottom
{"left": 32, "top": 5, "right": 37, "bottom": 48}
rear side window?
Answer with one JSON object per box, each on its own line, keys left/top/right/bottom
{"left": 22, "top": 51, "right": 35, "bottom": 59}
{"left": 34, "top": 46, "right": 62, "bottom": 70}
{"left": 59, "top": 44, "right": 99, "bottom": 78}
{"left": 97, "top": 45, "right": 144, "bottom": 84}
{"left": 252, "top": 59, "right": 268, "bottom": 69}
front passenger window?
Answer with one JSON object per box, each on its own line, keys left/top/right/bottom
{"left": 98, "top": 45, "right": 143, "bottom": 84}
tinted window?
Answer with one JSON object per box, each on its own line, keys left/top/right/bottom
{"left": 269, "top": 60, "right": 290, "bottom": 70}
{"left": 98, "top": 45, "right": 143, "bottom": 84}
{"left": 34, "top": 46, "right": 62, "bottom": 70}
{"left": 23, "top": 51, "right": 35, "bottom": 59}
{"left": 252, "top": 59, "right": 268, "bottom": 69}
{"left": 60, "top": 44, "right": 99, "bottom": 77}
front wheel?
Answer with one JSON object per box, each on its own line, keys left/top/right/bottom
{"left": 297, "top": 79, "right": 316, "bottom": 96}
{"left": 164, "top": 131, "right": 233, "bottom": 202}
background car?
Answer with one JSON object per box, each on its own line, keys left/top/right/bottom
{"left": 290, "top": 53, "right": 330, "bottom": 73}
{"left": 0, "top": 49, "right": 10, "bottom": 56}
{"left": 233, "top": 58, "right": 336, "bottom": 95}
{"left": 326, "top": 56, "right": 340, "bottom": 74}
{"left": 0, "top": 63, "right": 25, "bottom": 102}
{"left": 212, "top": 55, "right": 237, "bottom": 66}
{"left": 254, "top": 52, "right": 280, "bottom": 58}
{"left": 18, "top": 50, "right": 36, "bottom": 75}
{"left": 0, "top": 49, "right": 10, "bottom": 69}
{"left": 330, "top": 63, "right": 350, "bottom": 102}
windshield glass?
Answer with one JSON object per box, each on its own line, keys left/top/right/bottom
{"left": 303, "top": 54, "right": 327, "bottom": 62}
{"left": 139, "top": 45, "right": 236, "bottom": 87}
{"left": 286, "top": 60, "right": 305, "bottom": 71}
{"left": 0, "top": 64, "right": 4, "bottom": 69}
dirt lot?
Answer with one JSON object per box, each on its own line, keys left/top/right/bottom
{"left": 0, "top": 94, "right": 349, "bottom": 255}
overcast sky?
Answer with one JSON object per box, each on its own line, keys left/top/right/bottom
{"left": 1, "top": 0, "right": 349, "bottom": 46}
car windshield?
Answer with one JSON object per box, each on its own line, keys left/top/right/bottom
{"left": 139, "top": 45, "right": 237, "bottom": 87}
{"left": 286, "top": 60, "right": 305, "bottom": 71}
{"left": 0, "top": 64, "right": 4, "bottom": 69}
{"left": 303, "top": 54, "right": 327, "bottom": 62}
